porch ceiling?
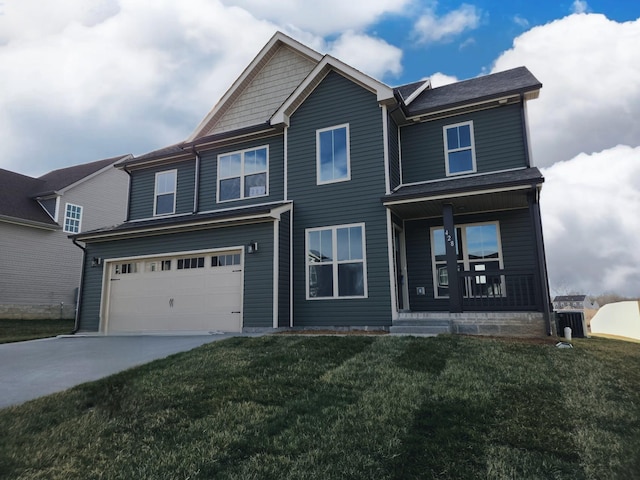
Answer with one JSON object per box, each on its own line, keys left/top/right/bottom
{"left": 383, "top": 167, "right": 543, "bottom": 219}
{"left": 384, "top": 188, "right": 531, "bottom": 219}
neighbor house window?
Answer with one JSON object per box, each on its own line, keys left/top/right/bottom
{"left": 443, "top": 121, "right": 476, "bottom": 176}
{"left": 218, "top": 146, "right": 268, "bottom": 202}
{"left": 154, "top": 170, "right": 177, "bottom": 216}
{"left": 431, "top": 222, "right": 503, "bottom": 298}
{"left": 63, "top": 203, "right": 82, "bottom": 233}
{"left": 317, "top": 124, "right": 350, "bottom": 184}
{"left": 306, "top": 223, "right": 367, "bottom": 299}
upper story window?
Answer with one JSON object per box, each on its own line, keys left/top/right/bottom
{"left": 306, "top": 223, "right": 367, "bottom": 299}
{"left": 218, "top": 146, "right": 268, "bottom": 202}
{"left": 443, "top": 121, "right": 476, "bottom": 176}
{"left": 63, "top": 203, "right": 83, "bottom": 233}
{"left": 154, "top": 170, "right": 177, "bottom": 216}
{"left": 317, "top": 124, "right": 350, "bottom": 184}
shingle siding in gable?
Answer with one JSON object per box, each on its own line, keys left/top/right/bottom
{"left": 287, "top": 71, "right": 392, "bottom": 327}
{"left": 198, "top": 134, "right": 284, "bottom": 212}
{"left": 128, "top": 159, "right": 195, "bottom": 220}
{"left": 210, "top": 46, "right": 317, "bottom": 135}
{"left": 400, "top": 103, "right": 526, "bottom": 184}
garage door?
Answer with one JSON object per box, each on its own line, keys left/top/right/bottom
{"left": 105, "top": 251, "right": 243, "bottom": 333}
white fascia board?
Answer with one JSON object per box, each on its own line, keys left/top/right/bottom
{"left": 403, "top": 78, "right": 431, "bottom": 106}
{"left": 271, "top": 55, "right": 396, "bottom": 127}
{"left": 383, "top": 185, "right": 534, "bottom": 207}
{"left": 187, "top": 32, "right": 323, "bottom": 142}
{"left": 58, "top": 154, "right": 132, "bottom": 194}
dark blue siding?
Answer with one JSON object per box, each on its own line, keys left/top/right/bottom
{"left": 400, "top": 103, "right": 526, "bottom": 184}
{"left": 278, "top": 211, "right": 291, "bottom": 327}
{"left": 129, "top": 159, "right": 195, "bottom": 220}
{"left": 388, "top": 115, "right": 401, "bottom": 190}
{"left": 78, "top": 221, "right": 275, "bottom": 331}
{"left": 287, "top": 71, "right": 392, "bottom": 327}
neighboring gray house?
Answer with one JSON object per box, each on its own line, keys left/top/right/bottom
{"left": 553, "top": 295, "right": 599, "bottom": 311}
{"left": 73, "top": 32, "right": 552, "bottom": 337}
{"left": 0, "top": 156, "right": 130, "bottom": 319}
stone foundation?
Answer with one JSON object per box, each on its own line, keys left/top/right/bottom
{"left": 0, "top": 304, "right": 76, "bottom": 320}
{"left": 396, "top": 311, "right": 549, "bottom": 337}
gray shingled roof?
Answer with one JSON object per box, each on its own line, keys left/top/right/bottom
{"left": 383, "top": 168, "right": 544, "bottom": 203}
{"left": 35, "top": 155, "right": 128, "bottom": 194}
{"left": 0, "top": 169, "right": 55, "bottom": 225}
{"left": 74, "top": 202, "right": 291, "bottom": 240}
{"left": 396, "top": 66, "right": 542, "bottom": 117}
{"left": 0, "top": 155, "right": 129, "bottom": 226}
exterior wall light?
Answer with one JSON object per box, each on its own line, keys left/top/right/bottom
{"left": 247, "top": 241, "right": 258, "bottom": 254}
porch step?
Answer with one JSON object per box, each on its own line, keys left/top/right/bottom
{"left": 390, "top": 318, "right": 452, "bottom": 336}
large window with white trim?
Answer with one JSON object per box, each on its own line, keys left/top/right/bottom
{"left": 63, "top": 203, "right": 83, "bottom": 233}
{"left": 431, "top": 221, "right": 503, "bottom": 298}
{"left": 306, "top": 223, "right": 367, "bottom": 299}
{"left": 443, "top": 121, "right": 476, "bottom": 176}
{"left": 217, "top": 146, "right": 268, "bottom": 202}
{"left": 317, "top": 124, "right": 350, "bottom": 184}
{"left": 154, "top": 170, "right": 177, "bottom": 216}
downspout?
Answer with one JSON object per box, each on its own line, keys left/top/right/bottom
{"left": 123, "top": 166, "right": 133, "bottom": 222}
{"left": 192, "top": 147, "right": 201, "bottom": 213}
{"left": 71, "top": 238, "right": 87, "bottom": 334}
{"left": 529, "top": 189, "right": 553, "bottom": 335}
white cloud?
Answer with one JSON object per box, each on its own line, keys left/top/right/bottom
{"left": 429, "top": 72, "right": 459, "bottom": 87}
{"left": 513, "top": 15, "right": 529, "bottom": 28}
{"left": 541, "top": 145, "right": 640, "bottom": 297}
{"left": 0, "top": 0, "right": 280, "bottom": 175}
{"left": 327, "top": 31, "right": 403, "bottom": 79}
{"left": 492, "top": 14, "right": 640, "bottom": 168}
{"left": 571, "top": 1, "right": 589, "bottom": 14}
{"left": 413, "top": 4, "right": 481, "bottom": 44}
{"left": 220, "top": 0, "right": 411, "bottom": 36}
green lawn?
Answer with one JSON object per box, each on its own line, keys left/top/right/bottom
{"left": 0, "top": 319, "right": 74, "bottom": 344}
{"left": 1, "top": 335, "right": 639, "bottom": 479}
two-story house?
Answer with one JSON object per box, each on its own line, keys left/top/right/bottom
{"left": 0, "top": 155, "right": 130, "bottom": 319}
{"left": 72, "top": 32, "right": 552, "bottom": 336}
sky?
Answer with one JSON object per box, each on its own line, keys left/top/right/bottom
{"left": 1, "top": 0, "right": 639, "bottom": 297}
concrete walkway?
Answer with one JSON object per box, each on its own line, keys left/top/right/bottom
{"left": 0, "top": 334, "right": 253, "bottom": 409}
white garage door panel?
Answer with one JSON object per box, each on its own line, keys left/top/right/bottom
{"left": 106, "top": 253, "right": 243, "bottom": 333}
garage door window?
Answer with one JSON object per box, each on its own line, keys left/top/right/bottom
{"left": 177, "top": 257, "right": 205, "bottom": 269}
{"left": 212, "top": 254, "right": 241, "bottom": 267}
{"left": 147, "top": 260, "right": 172, "bottom": 272}
{"left": 114, "top": 263, "right": 137, "bottom": 275}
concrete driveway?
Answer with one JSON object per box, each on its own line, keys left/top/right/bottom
{"left": 0, "top": 334, "right": 253, "bottom": 409}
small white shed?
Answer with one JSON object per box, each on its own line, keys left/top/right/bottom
{"left": 590, "top": 301, "right": 640, "bottom": 341}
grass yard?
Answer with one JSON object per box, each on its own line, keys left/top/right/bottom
{"left": 0, "top": 319, "right": 74, "bottom": 344}
{"left": 0, "top": 335, "right": 639, "bottom": 479}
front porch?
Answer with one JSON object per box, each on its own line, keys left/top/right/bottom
{"left": 383, "top": 169, "right": 553, "bottom": 337}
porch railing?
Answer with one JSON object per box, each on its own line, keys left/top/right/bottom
{"left": 458, "top": 269, "right": 539, "bottom": 311}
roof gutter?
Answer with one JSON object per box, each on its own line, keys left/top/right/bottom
{"left": 71, "top": 238, "right": 87, "bottom": 334}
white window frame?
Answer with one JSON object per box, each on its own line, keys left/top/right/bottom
{"left": 316, "top": 124, "right": 351, "bottom": 185}
{"left": 305, "top": 222, "right": 367, "bottom": 300}
{"left": 443, "top": 120, "right": 477, "bottom": 176}
{"left": 217, "top": 145, "right": 269, "bottom": 203}
{"left": 430, "top": 221, "right": 504, "bottom": 299}
{"left": 63, "top": 203, "right": 83, "bottom": 233}
{"left": 154, "top": 169, "right": 177, "bottom": 216}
